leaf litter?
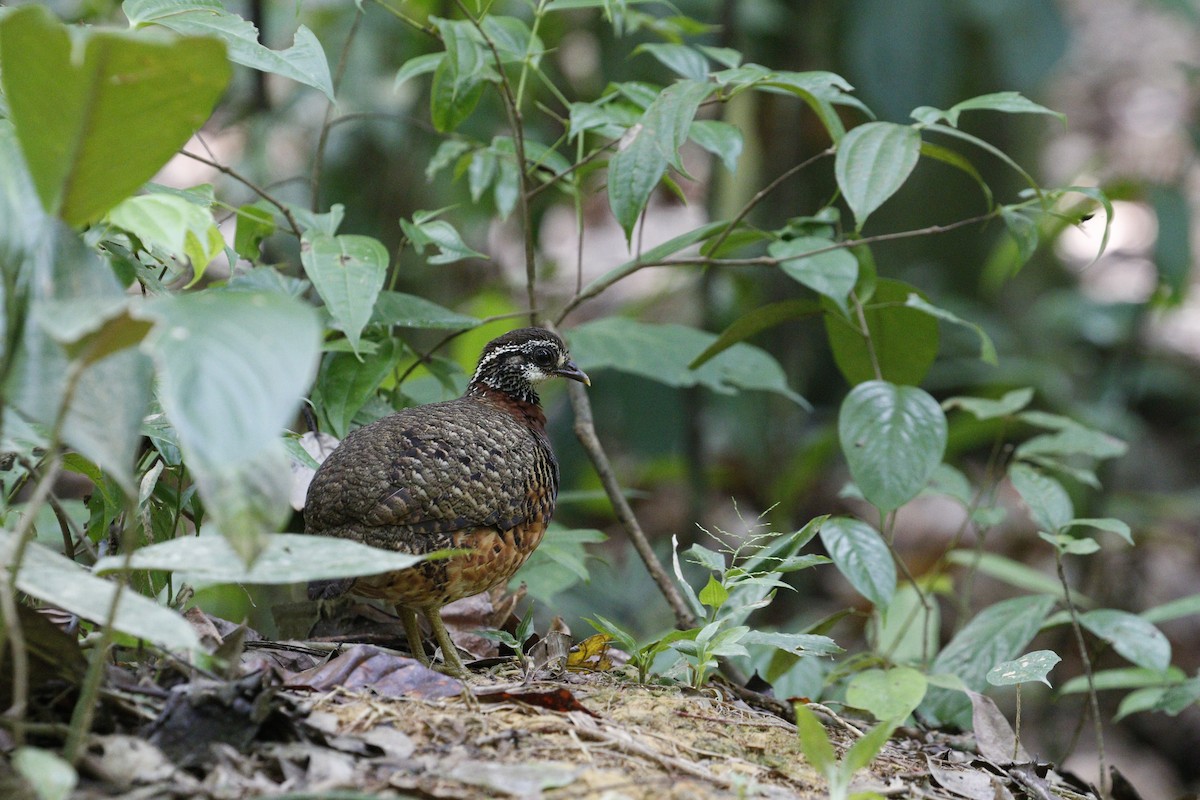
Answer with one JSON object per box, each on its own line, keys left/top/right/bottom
{"left": 0, "top": 599, "right": 1110, "bottom": 800}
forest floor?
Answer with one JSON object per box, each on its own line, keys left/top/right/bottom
{"left": 1, "top": 600, "right": 1109, "bottom": 800}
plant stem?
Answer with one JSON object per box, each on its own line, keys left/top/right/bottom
{"left": 1055, "top": 549, "right": 1107, "bottom": 795}
{"left": 311, "top": 5, "right": 364, "bottom": 212}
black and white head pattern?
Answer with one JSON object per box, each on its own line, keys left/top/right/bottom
{"left": 468, "top": 328, "right": 580, "bottom": 404}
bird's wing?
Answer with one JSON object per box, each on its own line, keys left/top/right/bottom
{"left": 305, "top": 404, "right": 553, "bottom": 538}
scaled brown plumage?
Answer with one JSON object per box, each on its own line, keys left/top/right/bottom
{"left": 304, "top": 328, "right": 590, "bottom": 676}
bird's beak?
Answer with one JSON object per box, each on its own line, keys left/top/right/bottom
{"left": 556, "top": 359, "right": 591, "bottom": 386}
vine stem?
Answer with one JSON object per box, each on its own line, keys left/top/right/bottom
{"left": 1055, "top": 549, "right": 1108, "bottom": 795}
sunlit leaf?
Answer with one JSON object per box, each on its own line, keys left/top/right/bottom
{"left": 6, "top": 533, "right": 200, "bottom": 653}
{"left": 0, "top": 5, "right": 230, "bottom": 224}
{"left": 125, "top": 0, "right": 333, "bottom": 99}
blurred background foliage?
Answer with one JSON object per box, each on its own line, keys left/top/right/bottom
{"left": 32, "top": 0, "right": 1200, "bottom": 791}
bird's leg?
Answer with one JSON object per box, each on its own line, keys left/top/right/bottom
{"left": 425, "top": 607, "right": 468, "bottom": 678}
{"left": 396, "top": 605, "right": 431, "bottom": 667}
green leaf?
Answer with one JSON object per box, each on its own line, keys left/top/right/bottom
{"left": 0, "top": 5, "right": 231, "bottom": 225}
{"left": 819, "top": 517, "right": 896, "bottom": 607}
{"left": 429, "top": 17, "right": 497, "bottom": 132}
{"left": 1009, "top": 463, "right": 1073, "bottom": 533}
{"left": 939, "top": 92, "right": 1067, "bottom": 128}
{"left": 946, "top": 550, "right": 1080, "bottom": 604}
{"left": 301, "top": 233, "right": 388, "bottom": 354}
{"left": 1038, "top": 531, "right": 1101, "bottom": 555}
{"left": 741, "top": 630, "right": 842, "bottom": 658}
{"left": 316, "top": 338, "right": 403, "bottom": 438}
{"left": 1063, "top": 518, "right": 1133, "bottom": 546}
{"left": 394, "top": 52, "right": 443, "bottom": 92}
{"left": 512, "top": 525, "right": 606, "bottom": 603}
{"left": 987, "top": 650, "right": 1062, "bottom": 687}
{"left": 923, "top": 123, "right": 1041, "bottom": 197}
{"left": 233, "top": 204, "right": 276, "bottom": 261}
{"left": 1080, "top": 609, "right": 1171, "bottom": 672}
{"left": 846, "top": 666, "right": 927, "bottom": 721}
{"left": 918, "top": 141, "right": 992, "bottom": 207}
{"left": 11, "top": 747, "right": 77, "bottom": 800}
{"left": 8, "top": 225, "right": 152, "bottom": 494}
{"left": 834, "top": 122, "right": 921, "bottom": 230}
{"left": 1000, "top": 207, "right": 1039, "bottom": 272}
{"left": 568, "top": 318, "right": 806, "bottom": 405}
{"left": 125, "top": 0, "right": 333, "bottom": 99}
{"left": 839, "top": 381, "right": 947, "bottom": 513}
{"left": 106, "top": 193, "right": 224, "bottom": 283}
{"left": 791, "top": 703, "right": 836, "bottom": 775}
{"left": 689, "top": 120, "right": 743, "bottom": 173}
{"left": 635, "top": 43, "right": 710, "bottom": 81}
{"left": 1015, "top": 425, "right": 1127, "bottom": 462}
{"left": 904, "top": 294, "right": 997, "bottom": 365}
{"left": 689, "top": 299, "right": 822, "bottom": 369}
{"left": 400, "top": 214, "right": 487, "bottom": 265}
{"left": 920, "top": 594, "right": 1057, "bottom": 728}
{"left": 1059, "top": 666, "right": 1186, "bottom": 695}
{"left": 843, "top": 717, "right": 900, "bottom": 776}
{"left": 769, "top": 237, "right": 858, "bottom": 313}
{"left": 942, "top": 388, "right": 1034, "bottom": 420}
{"left": 607, "top": 80, "right": 714, "bottom": 239}
{"left": 824, "top": 278, "right": 939, "bottom": 386}
{"left": 481, "top": 16, "right": 544, "bottom": 67}
{"left": 1142, "top": 593, "right": 1200, "bottom": 625}
{"left": 137, "top": 290, "right": 321, "bottom": 557}
{"left": 698, "top": 574, "right": 729, "bottom": 610}
{"left": 371, "top": 291, "right": 480, "bottom": 330}
{"left": 684, "top": 543, "right": 727, "bottom": 573}
{"left": 94, "top": 532, "right": 432, "bottom": 583}
{"left": 5, "top": 533, "right": 200, "bottom": 653}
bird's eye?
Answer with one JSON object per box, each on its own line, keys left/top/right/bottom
{"left": 531, "top": 347, "right": 555, "bottom": 367}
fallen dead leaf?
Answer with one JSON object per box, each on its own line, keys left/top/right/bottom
{"left": 284, "top": 644, "right": 461, "bottom": 699}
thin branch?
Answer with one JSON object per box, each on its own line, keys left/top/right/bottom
{"left": 555, "top": 209, "right": 1002, "bottom": 323}
{"left": 527, "top": 138, "right": 618, "bottom": 200}
{"left": 180, "top": 150, "right": 303, "bottom": 238}
{"left": 704, "top": 147, "right": 834, "bottom": 257}
{"left": 311, "top": 6, "right": 364, "bottom": 212}
{"left": 565, "top": 380, "right": 698, "bottom": 631}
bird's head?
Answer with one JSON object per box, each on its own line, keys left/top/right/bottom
{"left": 468, "top": 327, "right": 590, "bottom": 404}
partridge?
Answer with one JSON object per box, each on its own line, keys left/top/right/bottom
{"left": 304, "top": 328, "right": 590, "bottom": 676}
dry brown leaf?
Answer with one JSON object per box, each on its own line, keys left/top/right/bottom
{"left": 284, "top": 644, "right": 461, "bottom": 699}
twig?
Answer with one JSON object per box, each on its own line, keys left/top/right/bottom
{"left": 565, "top": 380, "right": 698, "bottom": 631}
{"left": 555, "top": 209, "right": 1003, "bottom": 323}
{"left": 180, "top": 150, "right": 303, "bottom": 239}
{"left": 704, "top": 147, "right": 834, "bottom": 257}
{"left": 311, "top": 6, "right": 363, "bottom": 212}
